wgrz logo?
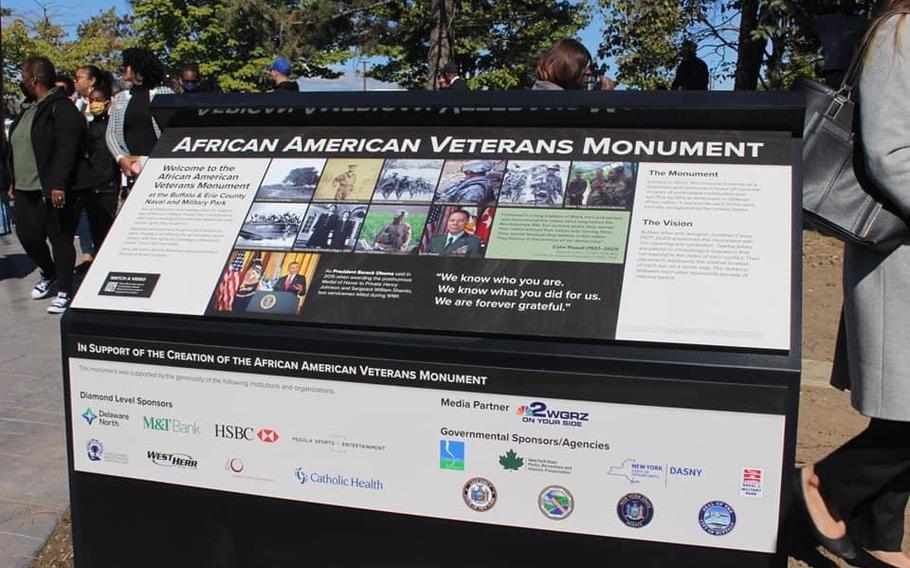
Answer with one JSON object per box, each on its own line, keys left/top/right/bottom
{"left": 516, "top": 401, "right": 589, "bottom": 427}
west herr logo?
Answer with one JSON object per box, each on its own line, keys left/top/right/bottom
{"left": 147, "top": 451, "right": 198, "bottom": 469}
{"left": 516, "top": 401, "right": 589, "bottom": 427}
{"left": 143, "top": 416, "right": 201, "bottom": 435}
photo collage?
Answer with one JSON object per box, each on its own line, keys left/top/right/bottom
{"left": 211, "top": 157, "right": 639, "bottom": 314}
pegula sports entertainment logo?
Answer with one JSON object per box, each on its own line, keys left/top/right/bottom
{"left": 516, "top": 401, "right": 589, "bottom": 428}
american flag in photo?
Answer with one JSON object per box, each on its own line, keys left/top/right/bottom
{"left": 215, "top": 251, "right": 247, "bottom": 311}
{"left": 420, "top": 204, "right": 444, "bottom": 251}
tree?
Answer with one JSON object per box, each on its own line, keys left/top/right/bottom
{"left": 2, "top": 8, "right": 131, "bottom": 113}
{"left": 599, "top": 0, "right": 878, "bottom": 91}
{"left": 366, "top": 0, "right": 591, "bottom": 90}
{"left": 130, "top": 0, "right": 382, "bottom": 91}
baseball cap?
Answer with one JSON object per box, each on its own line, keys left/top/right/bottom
{"left": 268, "top": 58, "right": 292, "bottom": 75}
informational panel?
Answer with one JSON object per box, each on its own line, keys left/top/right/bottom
{"left": 74, "top": 127, "right": 793, "bottom": 350}
{"left": 68, "top": 336, "right": 784, "bottom": 553}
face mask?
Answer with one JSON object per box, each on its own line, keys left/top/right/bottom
{"left": 181, "top": 81, "right": 198, "bottom": 92}
{"left": 89, "top": 102, "right": 107, "bottom": 116}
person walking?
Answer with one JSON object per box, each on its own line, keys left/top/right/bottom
{"left": 7, "top": 57, "right": 95, "bottom": 313}
{"left": 670, "top": 40, "right": 709, "bottom": 91}
{"left": 82, "top": 80, "right": 119, "bottom": 253}
{"left": 268, "top": 58, "right": 299, "bottom": 92}
{"left": 795, "top": 4, "right": 910, "bottom": 567}
{"left": 106, "top": 48, "right": 174, "bottom": 179}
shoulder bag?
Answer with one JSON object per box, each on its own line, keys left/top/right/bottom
{"left": 796, "top": 10, "right": 910, "bottom": 253}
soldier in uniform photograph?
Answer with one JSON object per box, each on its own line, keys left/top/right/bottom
{"left": 566, "top": 171, "right": 588, "bottom": 206}
{"left": 273, "top": 261, "right": 307, "bottom": 295}
{"left": 426, "top": 210, "right": 482, "bottom": 257}
{"left": 532, "top": 164, "right": 563, "bottom": 205}
{"left": 587, "top": 165, "right": 632, "bottom": 208}
{"left": 333, "top": 164, "right": 358, "bottom": 200}
{"left": 437, "top": 160, "right": 497, "bottom": 204}
{"left": 372, "top": 209, "right": 413, "bottom": 252}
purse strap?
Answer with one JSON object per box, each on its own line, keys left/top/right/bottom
{"left": 829, "top": 10, "right": 910, "bottom": 117}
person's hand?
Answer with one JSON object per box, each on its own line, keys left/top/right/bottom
{"left": 600, "top": 76, "right": 617, "bottom": 91}
{"left": 6, "top": 185, "right": 12, "bottom": 200}
{"left": 118, "top": 156, "right": 142, "bottom": 176}
{"left": 50, "top": 189, "right": 66, "bottom": 209}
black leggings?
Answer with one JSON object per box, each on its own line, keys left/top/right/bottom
{"left": 815, "top": 418, "right": 910, "bottom": 551}
{"left": 13, "top": 189, "right": 78, "bottom": 294}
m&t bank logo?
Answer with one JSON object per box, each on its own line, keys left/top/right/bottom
{"left": 517, "top": 401, "right": 589, "bottom": 427}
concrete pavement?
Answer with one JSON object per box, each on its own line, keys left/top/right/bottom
{"left": 0, "top": 232, "right": 70, "bottom": 568}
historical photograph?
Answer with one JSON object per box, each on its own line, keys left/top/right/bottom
{"left": 209, "top": 250, "right": 320, "bottom": 316}
{"left": 356, "top": 205, "right": 429, "bottom": 254}
{"left": 500, "top": 161, "right": 570, "bottom": 206}
{"left": 313, "top": 159, "right": 383, "bottom": 202}
{"left": 419, "top": 205, "right": 495, "bottom": 258}
{"left": 254, "top": 158, "right": 326, "bottom": 202}
{"left": 235, "top": 202, "right": 309, "bottom": 250}
{"left": 372, "top": 159, "right": 444, "bottom": 202}
{"left": 294, "top": 203, "right": 368, "bottom": 251}
{"left": 566, "top": 162, "right": 637, "bottom": 209}
{"left": 434, "top": 159, "right": 506, "bottom": 205}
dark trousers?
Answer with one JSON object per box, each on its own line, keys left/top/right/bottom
{"left": 815, "top": 418, "right": 910, "bottom": 551}
{"left": 78, "top": 189, "right": 117, "bottom": 252}
{"left": 13, "top": 189, "right": 79, "bottom": 295}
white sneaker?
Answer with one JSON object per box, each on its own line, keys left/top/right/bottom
{"left": 31, "top": 276, "right": 56, "bottom": 299}
{"left": 47, "top": 292, "right": 71, "bottom": 314}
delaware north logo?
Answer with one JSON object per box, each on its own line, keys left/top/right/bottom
{"left": 463, "top": 477, "right": 497, "bottom": 512}
{"left": 538, "top": 485, "right": 574, "bottom": 520}
{"left": 699, "top": 501, "right": 736, "bottom": 536}
{"left": 82, "top": 408, "right": 98, "bottom": 425}
{"left": 439, "top": 440, "right": 465, "bottom": 470}
{"left": 617, "top": 493, "right": 654, "bottom": 528}
{"left": 516, "top": 401, "right": 589, "bottom": 427}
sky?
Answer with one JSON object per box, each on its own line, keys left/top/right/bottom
{"left": 2, "top": 0, "right": 726, "bottom": 90}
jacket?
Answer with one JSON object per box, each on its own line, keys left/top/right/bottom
{"left": 831, "top": 14, "right": 910, "bottom": 421}
{"left": 8, "top": 88, "right": 95, "bottom": 196}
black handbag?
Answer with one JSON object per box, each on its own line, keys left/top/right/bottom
{"left": 797, "top": 11, "right": 910, "bottom": 253}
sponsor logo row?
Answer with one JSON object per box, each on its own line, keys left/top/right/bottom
{"left": 462, "top": 476, "right": 737, "bottom": 536}
{"left": 440, "top": 440, "right": 764, "bottom": 499}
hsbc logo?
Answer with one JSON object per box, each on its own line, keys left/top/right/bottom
{"left": 215, "top": 424, "right": 279, "bottom": 444}
{"left": 258, "top": 429, "right": 279, "bottom": 443}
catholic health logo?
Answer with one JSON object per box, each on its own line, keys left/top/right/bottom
{"left": 538, "top": 485, "right": 574, "bottom": 520}
{"left": 699, "top": 501, "right": 736, "bottom": 536}
{"left": 463, "top": 477, "right": 497, "bottom": 512}
{"left": 617, "top": 493, "right": 654, "bottom": 528}
{"left": 293, "top": 468, "right": 383, "bottom": 491}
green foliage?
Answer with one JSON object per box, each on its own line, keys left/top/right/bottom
{"left": 2, "top": 9, "right": 132, "bottom": 113}
{"left": 130, "top": 0, "right": 376, "bottom": 92}
{"left": 498, "top": 449, "right": 524, "bottom": 471}
{"left": 366, "top": 0, "right": 591, "bottom": 90}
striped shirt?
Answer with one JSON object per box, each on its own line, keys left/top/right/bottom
{"left": 105, "top": 85, "right": 174, "bottom": 162}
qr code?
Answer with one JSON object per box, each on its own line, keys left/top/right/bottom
{"left": 103, "top": 282, "right": 118, "bottom": 293}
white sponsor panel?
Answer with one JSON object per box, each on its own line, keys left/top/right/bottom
{"left": 616, "top": 163, "right": 791, "bottom": 349}
{"left": 70, "top": 358, "right": 785, "bottom": 552}
{"left": 73, "top": 158, "right": 270, "bottom": 314}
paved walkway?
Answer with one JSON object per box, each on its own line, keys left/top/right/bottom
{"left": 0, "top": 233, "right": 71, "bottom": 568}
